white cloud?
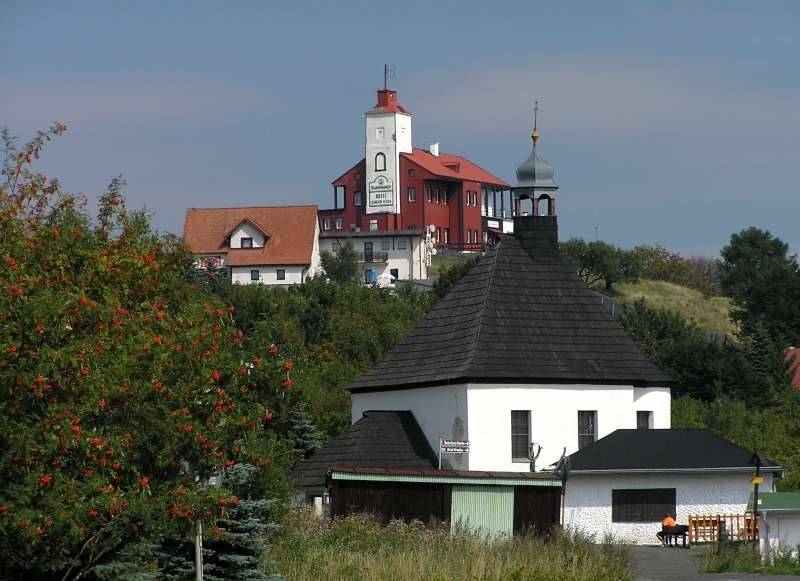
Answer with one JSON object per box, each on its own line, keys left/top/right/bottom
{"left": 406, "top": 58, "right": 800, "bottom": 141}
{"left": 0, "top": 73, "right": 271, "bottom": 130}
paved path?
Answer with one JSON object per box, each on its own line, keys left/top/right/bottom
{"left": 630, "top": 545, "right": 800, "bottom": 580}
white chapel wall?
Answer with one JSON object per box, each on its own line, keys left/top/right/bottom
{"left": 466, "top": 383, "right": 671, "bottom": 472}
{"left": 350, "top": 384, "right": 469, "bottom": 469}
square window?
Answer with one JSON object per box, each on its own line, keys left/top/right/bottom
{"left": 276, "top": 269, "right": 285, "bottom": 281}
{"left": 408, "top": 168, "right": 415, "bottom": 177}
{"left": 408, "top": 187, "right": 416, "bottom": 202}
{"left": 398, "top": 239, "right": 407, "bottom": 250}
{"left": 250, "top": 269, "right": 259, "bottom": 281}
{"left": 511, "top": 410, "right": 530, "bottom": 461}
{"left": 612, "top": 489, "right": 676, "bottom": 523}
{"left": 390, "top": 268, "right": 399, "bottom": 279}
{"left": 381, "top": 240, "right": 390, "bottom": 251}
{"left": 241, "top": 237, "right": 253, "bottom": 249}
{"left": 637, "top": 411, "right": 652, "bottom": 430}
{"left": 335, "top": 218, "right": 343, "bottom": 230}
{"left": 578, "top": 411, "right": 597, "bottom": 450}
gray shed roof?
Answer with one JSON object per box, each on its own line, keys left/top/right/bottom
{"left": 346, "top": 216, "right": 672, "bottom": 393}
{"left": 292, "top": 410, "right": 437, "bottom": 495}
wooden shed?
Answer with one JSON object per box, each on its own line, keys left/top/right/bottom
{"left": 328, "top": 466, "right": 561, "bottom": 538}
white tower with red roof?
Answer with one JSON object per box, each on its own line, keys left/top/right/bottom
{"left": 364, "top": 66, "right": 412, "bottom": 216}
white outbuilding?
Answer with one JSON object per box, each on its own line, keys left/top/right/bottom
{"left": 563, "top": 429, "right": 782, "bottom": 544}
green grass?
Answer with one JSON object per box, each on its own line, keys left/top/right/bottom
{"left": 699, "top": 544, "right": 800, "bottom": 575}
{"left": 613, "top": 279, "right": 736, "bottom": 336}
{"left": 429, "top": 254, "right": 474, "bottom": 277}
{"left": 269, "top": 508, "right": 633, "bottom": 581}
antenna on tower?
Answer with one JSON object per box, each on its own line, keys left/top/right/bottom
{"left": 383, "top": 64, "right": 396, "bottom": 90}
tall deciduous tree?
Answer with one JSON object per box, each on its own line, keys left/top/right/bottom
{"left": 319, "top": 240, "right": 360, "bottom": 283}
{"left": 0, "top": 126, "right": 291, "bottom": 580}
{"left": 560, "top": 238, "right": 639, "bottom": 290}
{"left": 719, "top": 227, "right": 800, "bottom": 344}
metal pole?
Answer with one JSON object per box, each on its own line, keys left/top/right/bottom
{"left": 438, "top": 438, "right": 442, "bottom": 470}
{"left": 195, "top": 518, "right": 203, "bottom": 581}
{"left": 752, "top": 461, "right": 761, "bottom": 547}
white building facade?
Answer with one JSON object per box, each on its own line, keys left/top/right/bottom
{"left": 319, "top": 230, "right": 428, "bottom": 286}
{"left": 565, "top": 471, "right": 772, "bottom": 544}
{"left": 351, "top": 383, "right": 670, "bottom": 472}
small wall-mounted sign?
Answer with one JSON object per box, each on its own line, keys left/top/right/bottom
{"left": 752, "top": 475, "right": 765, "bottom": 485}
{"left": 438, "top": 438, "right": 469, "bottom": 469}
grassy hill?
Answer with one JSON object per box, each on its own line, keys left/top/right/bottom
{"left": 432, "top": 256, "right": 735, "bottom": 336}
{"left": 613, "top": 279, "right": 736, "bottom": 336}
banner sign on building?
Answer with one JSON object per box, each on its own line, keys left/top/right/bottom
{"left": 368, "top": 176, "right": 394, "bottom": 207}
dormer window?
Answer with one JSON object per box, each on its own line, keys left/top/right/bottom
{"left": 375, "top": 152, "right": 386, "bottom": 172}
{"left": 241, "top": 237, "right": 253, "bottom": 249}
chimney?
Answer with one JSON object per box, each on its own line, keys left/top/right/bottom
{"left": 513, "top": 215, "right": 559, "bottom": 262}
{"left": 429, "top": 142, "right": 439, "bottom": 157}
{"left": 377, "top": 89, "right": 397, "bottom": 109}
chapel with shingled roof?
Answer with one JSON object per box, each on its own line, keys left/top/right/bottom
{"left": 296, "top": 120, "right": 673, "bottom": 500}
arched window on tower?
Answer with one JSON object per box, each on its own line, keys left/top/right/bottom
{"left": 375, "top": 152, "right": 386, "bottom": 172}
{"left": 537, "top": 195, "right": 553, "bottom": 216}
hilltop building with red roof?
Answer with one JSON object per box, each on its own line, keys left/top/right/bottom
{"left": 319, "top": 86, "right": 518, "bottom": 251}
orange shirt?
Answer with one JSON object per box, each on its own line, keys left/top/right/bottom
{"left": 662, "top": 517, "right": 676, "bottom": 527}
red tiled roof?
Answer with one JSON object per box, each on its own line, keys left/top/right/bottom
{"left": 402, "top": 148, "right": 509, "bottom": 187}
{"left": 787, "top": 348, "right": 800, "bottom": 389}
{"left": 183, "top": 205, "right": 318, "bottom": 266}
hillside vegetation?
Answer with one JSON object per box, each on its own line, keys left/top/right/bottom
{"left": 614, "top": 279, "right": 736, "bottom": 336}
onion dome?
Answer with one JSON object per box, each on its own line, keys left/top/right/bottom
{"left": 515, "top": 134, "right": 557, "bottom": 190}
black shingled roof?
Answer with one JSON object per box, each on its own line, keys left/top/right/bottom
{"left": 292, "top": 410, "right": 437, "bottom": 495}
{"left": 347, "top": 216, "right": 672, "bottom": 392}
{"left": 568, "top": 429, "right": 782, "bottom": 472}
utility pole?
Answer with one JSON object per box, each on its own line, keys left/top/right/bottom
{"left": 195, "top": 519, "right": 203, "bottom": 580}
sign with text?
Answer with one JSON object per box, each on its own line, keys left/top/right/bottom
{"left": 440, "top": 439, "right": 470, "bottom": 454}
{"left": 368, "top": 175, "right": 394, "bottom": 207}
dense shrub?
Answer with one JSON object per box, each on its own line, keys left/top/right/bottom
{"left": 270, "top": 508, "right": 633, "bottom": 581}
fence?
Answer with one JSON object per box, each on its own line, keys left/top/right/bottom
{"left": 687, "top": 513, "right": 757, "bottom": 544}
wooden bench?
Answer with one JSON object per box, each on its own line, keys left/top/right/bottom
{"left": 660, "top": 525, "right": 689, "bottom": 547}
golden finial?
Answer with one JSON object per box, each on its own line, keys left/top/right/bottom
{"left": 531, "top": 100, "right": 540, "bottom": 143}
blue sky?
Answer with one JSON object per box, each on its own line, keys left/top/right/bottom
{"left": 3, "top": 1, "right": 799, "bottom": 256}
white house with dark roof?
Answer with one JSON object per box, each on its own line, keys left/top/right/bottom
{"left": 346, "top": 215, "right": 672, "bottom": 472}
{"left": 563, "top": 429, "right": 781, "bottom": 544}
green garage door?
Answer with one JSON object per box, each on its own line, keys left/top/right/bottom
{"left": 451, "top": 484, "right": 514, "bottom": 538}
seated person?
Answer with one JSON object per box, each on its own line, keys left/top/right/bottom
{"left": 656, "top": 513, "right": 676, "bottom": 546}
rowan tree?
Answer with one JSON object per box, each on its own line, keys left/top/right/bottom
{"left": 0, "top": 126, "right": 292, "bottom": 580}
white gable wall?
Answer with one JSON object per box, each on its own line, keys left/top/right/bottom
{"left": 231, "top": 265, "right": 306, "bottom": 286}
{"left": 350, "top": 384, "right": 469, "bottom": 469}
{"left": 230, "top": 222, "right": 266, "bottom": 248}
{"left": 466, "top": 383, "right": 670, "bottom": 472}
{"left": 565, "top": 471, "right": 773, "bottom": 544}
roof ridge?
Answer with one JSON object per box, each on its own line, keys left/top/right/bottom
{"left": 456, "top": 243, "right": 501, "bottom": 381}
{"left": 187, "top": 204, "right": 318, "bottom": 210}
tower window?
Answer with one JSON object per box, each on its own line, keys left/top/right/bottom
{"left": 375, "top": 152, "right": 386, "bottom": 172}
{"left": 354, "top": 191, "right": 363, "bottom": 206}
{"left": 375, "top": 127, "right": 385, "bottom": 140}
{"left": 407, "top": 187, "right": 416, "bottom": 202}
